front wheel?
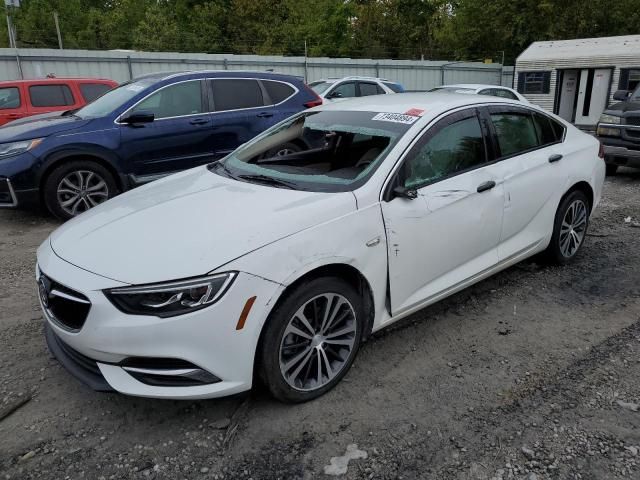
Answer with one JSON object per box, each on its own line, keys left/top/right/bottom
{"left": 43, "top": 160, "right": 118, "bottom": 220}
{"left": 258, "top": 277, "right": 364, "bottom": 403}
{"left": 543, "top": 190, "right": 590, "bottom": 264}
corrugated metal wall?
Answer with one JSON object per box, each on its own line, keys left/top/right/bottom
{"left": 0, "top": 48, "right": 514, "bottom": 90}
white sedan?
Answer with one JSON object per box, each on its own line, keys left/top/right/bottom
{"left": 37, "top": 93, "right": 605, "bottom": 402}
{"left": 430, "top": 83, "right": 528, "bottom": 103}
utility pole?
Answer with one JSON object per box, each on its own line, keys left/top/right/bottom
{"left": 53, "top": 11, "right": 63, "bottom": 49}
{"left": 303, "top": 39, "right": 308, "bottom": 83}
{"left": 5, "top": 14, "right": 13, "bottom": 48}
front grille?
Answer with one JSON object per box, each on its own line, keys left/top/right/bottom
{"left": 626, "top": 129, "right": 640, "bottom": 139}
{"left": 626, "top": 116, "right": 640, "bottom": 126}
{"left": 39, "top": 273, "right": 91, "bottom": 331}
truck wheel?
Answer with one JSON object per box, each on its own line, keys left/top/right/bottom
{"left": 43, "top": 160, "right": 118, "bottom": 220}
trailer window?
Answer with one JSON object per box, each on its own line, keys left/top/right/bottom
{"left": 517, "top": 72, "right": 551, "bottom": 95}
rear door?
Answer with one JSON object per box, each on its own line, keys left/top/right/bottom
{"left": 0, "top": 84, "right": 25, "bottom": 126}
{"left": 208, "top": 78, "right": 272, "bottom": 159}
{"left": 119, "top": 79, "right": 214, "bottom": 177}
{"left": 26, "top": 82, "right": 77, "bottom": 115}
{"left": 485, "top": 106, "right": 568, "bottom": 260}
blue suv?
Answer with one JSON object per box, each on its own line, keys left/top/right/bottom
{"left": 0, "top": 71, "right": 321, "bottom": 219}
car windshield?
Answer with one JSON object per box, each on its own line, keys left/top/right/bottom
{"left": 309, "top": 81, "right": 333, "bottom": 95}
{"left": 210, "top": 110, "right": 413, "bottom": 192}
{"left": 75, "top": 79, "right": 157, "bottom": 118}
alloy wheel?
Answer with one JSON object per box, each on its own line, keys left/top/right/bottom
{"left": 56, "top": 170, "right": 109, "bottom": 217}
{"left": 559, "top": 199, "right": 587, "bottom": 258}
{"left": 279, "top": 293, "right": 358, "bottom": 391}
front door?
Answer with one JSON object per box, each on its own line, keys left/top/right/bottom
{"left": 381, "top": 109, "right": 504, "bottom": 315}
{"left": 119, "top": 79, "right": 214, "bottom": 177}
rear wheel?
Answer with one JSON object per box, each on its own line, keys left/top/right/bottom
{"left": 543, "top": 190, "right": 590, "bottom": 264}
{"left": 605, "top": 163, "right": 618, "bottom": 176}
{"left": 43, "top": 160, "right": 118, "bottom": 220}
{"left": 258, "top": 277, "right": 363, "bottom": 403}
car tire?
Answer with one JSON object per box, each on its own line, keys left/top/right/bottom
{"left": 605, "top": 163, "right": 618, "bottom": 176}
{"left": 43, "top": 160, "right": 118, "bottom": 220}
{"left": 543, "top": 190, "right": 590, "bottom": 265}
{"left": 258, "top": 276, "right": 364, "bottom": 403}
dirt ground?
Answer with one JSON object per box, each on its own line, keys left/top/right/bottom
{"left": 1, "top": 170, "right": 640, "bottom": 480}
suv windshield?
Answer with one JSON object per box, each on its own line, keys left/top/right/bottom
{"left": 631, "top": 85, "right": 640, "bottom": 102}
{"left": 308, "top": 81, "right": 333, "bottom": 95}
{"left": 210, "top": 110, "right": 413, "bottom": 192}
{"left": 75, "top": 79, "right": 157, "bottom": 118}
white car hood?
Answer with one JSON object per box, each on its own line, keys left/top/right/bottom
{"left": 50, "top": 166, "right": 356, "bottom": 285}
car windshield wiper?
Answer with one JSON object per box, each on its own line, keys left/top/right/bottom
{"left": 237, "top": 174, "right": 297, "bottom": 190}
{"left": 209, "top": 161, "right": 238, "bottom": 179}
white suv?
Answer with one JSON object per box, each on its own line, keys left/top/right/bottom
{"left": 309, "top": 76, "right": 404, "bottom": 102}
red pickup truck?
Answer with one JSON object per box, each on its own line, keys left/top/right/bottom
{"left": 0, "top": 77, "right": 118, "bottom": 126}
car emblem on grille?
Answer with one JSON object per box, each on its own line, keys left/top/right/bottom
{"left": 38, "top": 278, "right": 50, "bottom": 308}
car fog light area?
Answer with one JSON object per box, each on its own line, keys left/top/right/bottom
{"left": 105, "top": 272, "right": 237, "bottom": 317}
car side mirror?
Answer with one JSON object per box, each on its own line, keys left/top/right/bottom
{"left": 393, "top": 186, "right": 418, "bottom": 200}
{"left": 613, "top": 90, "right": 630, "bottom": 101}
{"left": 327, "top": 91, "right": 343, "bottom": 99}
{"left": 121, "top": 110, "right": 154, "bottom": 125}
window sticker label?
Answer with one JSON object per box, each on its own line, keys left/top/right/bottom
{"left": 372, "top": 112, "right": 419, "bottom": 124}
{"left": 404, "top": 108, "right": 425, "bottom": 117}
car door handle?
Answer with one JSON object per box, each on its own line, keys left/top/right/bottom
{"left": 189, "top": 118, "right": 210, "bottom": 125}
{"left": 256, "top": 112, "right": 274, "bottom": 118}
{"left": 548, "top": 154, "right": 563, "bottom": 163}
{"left": 477, "top": 181, "right": 496, "bottom": 193}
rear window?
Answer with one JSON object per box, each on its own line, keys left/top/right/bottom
{"left": 29, "top": 84, "right": 75, "bottom": 107}
{"left": 262, "top": 80, "right": 295, "bottom": 104}
{"left": 383, "top": 82, "right": 404, "bottom": 93}
{"left": 79, "top": 83, "right": 113, "bottom": 102}
{"left": 308, "top": 81, "right": 333, "bottom": 95}
{"left": 212, "top": 79, "right": 263, "bottom": 111}
{"left": 0, "top": 87, "right": 20, "bottom": 109}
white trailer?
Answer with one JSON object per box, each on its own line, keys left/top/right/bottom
{"left": 515, "top": 35, "right": 640, "bottom": 130}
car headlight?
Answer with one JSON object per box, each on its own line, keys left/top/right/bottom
{"left": 105, "top": 272, "right": 237, "bottom": 317}
{"left": 599, "top": 114, "right": 621, "bottom": 125}
{"left": 0, "top": 138, "right": 44, "bottom": 159}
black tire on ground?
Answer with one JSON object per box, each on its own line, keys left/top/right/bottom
{"left": 258, "top": 276, "right": 364, "bottom": 403}
{"left": 43, "top": 160, "right": 118, "bottom": 220}
{"left": 605, "top": 163, "right": 618, "bottom": 176}
{"left": 543, "top": 189, "right": 590, "bottom": 265}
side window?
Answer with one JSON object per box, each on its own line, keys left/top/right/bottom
{"left": 0, "top": 87, "right": 20, "bottom": 109}
{"left": 330, "top": 82, "right": 356, "bottom": 98}
{"left": 359, "top": 82, "right": 382, "bottom": 97}
{"left": 79, "top": 83, "right": 113, "bottom": 103}
{"left": 212, "top": 79, "right": 263, "bottom": 111}
{"left": 532, "top": 112, "right": 560, "bottom": 146}
{"left": 619, "top": 68, "right": 640, "bottom": 91}
{"left": 403, "top": 114, "right": 487, "bottom": 189}
{"left": 491, "top": 111, "right": 539, "bottom": 156}
{"left": 493, "top": 89, "right": 518, "bottom": 100}
{"left": 131, "top": 80, "right": 203, "bottom": 119}
{"left": 262, "top": 80, "right": 295, "bottom": 104}
{"left": 29, "top": 84, "right": 75, "bottom": 107}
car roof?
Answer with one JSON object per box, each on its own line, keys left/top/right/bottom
{"left": 439, "top": 84, "right": 514, "bottom": 91}
{"left": 313, "top": 76, "right": 394, "bottom": 84}
{"left": 133, "top": 70, "right": 304, "bottom": 83}
{"left": 317, "top": 91, "right": 522, "bottom": 115}
{"left": 0, "top": 77, "right": 116, "bottom": 85}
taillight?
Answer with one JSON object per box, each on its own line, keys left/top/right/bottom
{"left": 598, "top": 142, "right": 605, "bottom": 159}
{"left": 303, "top": 85, "right": 323, "bottom": 108}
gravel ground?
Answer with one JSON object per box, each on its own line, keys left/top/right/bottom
{"left": 1, "top": 170, "right": 639, "bottom": 480}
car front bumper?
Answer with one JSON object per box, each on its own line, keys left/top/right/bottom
{"left": 37, "top": 239, "right": 284, "bottom": 399}
{"left": 0, "top": 151, "right": 41, "bottom": 208}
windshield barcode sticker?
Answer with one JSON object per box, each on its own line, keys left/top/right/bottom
{"left": 372, "top": 112, "right": 419, "bottom": 124}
